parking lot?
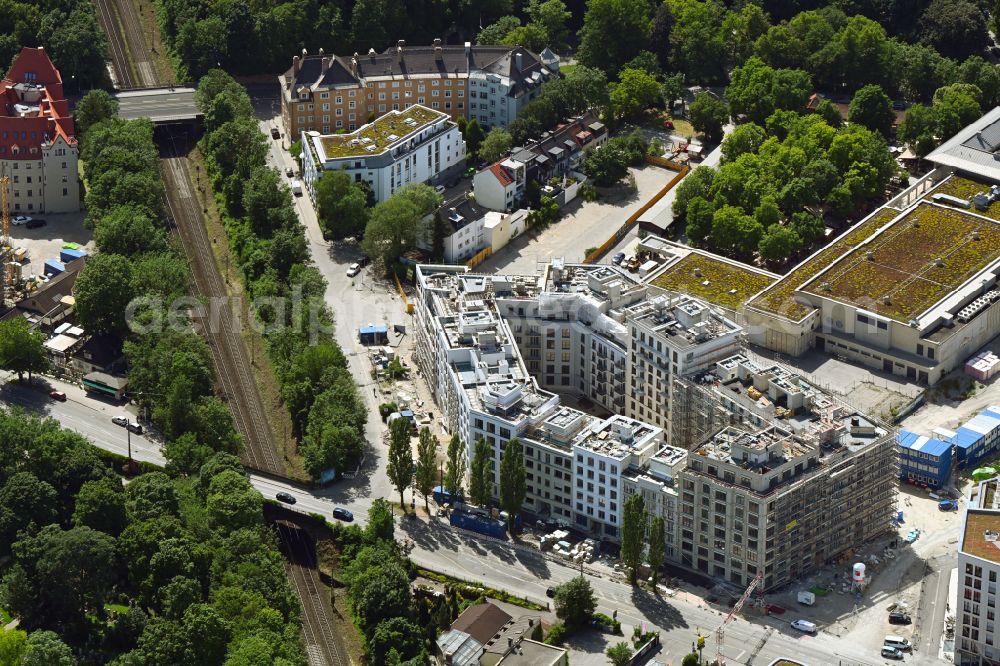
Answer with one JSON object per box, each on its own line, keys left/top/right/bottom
{"left": 475, "top": 165, "right": 675, "bottom": 274}
{"left": 7, "top": 211, "right": 92, "bottom": 280}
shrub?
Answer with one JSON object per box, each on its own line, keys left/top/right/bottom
{"left": 379, "top": 403, "right": 399, "bottom": 421}
{"left": 545, "top": 622, "right": 570, "bottom": 645}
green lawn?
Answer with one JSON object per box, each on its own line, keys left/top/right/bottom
{"left": 559, "top": 63, "right": 577, "bottom": 76}
{"left": 0, "top": 607, "right": 13, "bottom": 624}
{"left": 104, "top": 603, "right": 130, "bottom": 615}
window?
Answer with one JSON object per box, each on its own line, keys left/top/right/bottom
{"left": 320, "top": 92, "right": 329, "bottom": 99}
{"left": 335, "top": 96, "right": 343, "bottom": 104}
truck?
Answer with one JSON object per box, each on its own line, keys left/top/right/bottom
{"left": 449, "top": 506, "right": 508, "bottom": 540}
{"left": 797, "top": 591, "right": 816, "bottom": 606}
{"left": 291, "top": 179, "right": 303, "bottom": 196}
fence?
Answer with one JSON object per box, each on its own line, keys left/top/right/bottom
{"left": 394, "top": 273, "right": 414, "bottom": 314}
{"left": 582, "top": 156, "right": 689, "bottom": 264}
{"left": 465, "top": 246, "right": 493, "bottom": 268}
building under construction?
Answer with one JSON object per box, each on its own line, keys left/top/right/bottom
{"left": 670, "top": 354, "right": 898, "bottom": 590}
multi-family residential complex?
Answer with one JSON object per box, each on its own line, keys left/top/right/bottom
{"left": 0, "top": 47, "right": 80, "bottom": 214}
{"left": 300, "top": 104, "right": 465, "bottom": 202}
{"left": 416, "top": 262, "right": 897, "bottom": 587}
{"left": 278, "top": 41, "right": 558, "bottom": 137}
{"left": 957, "top": 476, "right": 1000, "bottom": 666}
{"left": 420, "top": 194, "right": 528, "bottom": 264}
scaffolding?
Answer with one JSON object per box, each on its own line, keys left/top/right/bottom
{"left": 1, "top": 175, "right": 12, "bottom": 309}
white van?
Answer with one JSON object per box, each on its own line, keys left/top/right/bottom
{"left": 884, "top": 635, "right": 911, "bottom": 651}
{"left": 291, "top": 180, "right": 303, "bottom": 196}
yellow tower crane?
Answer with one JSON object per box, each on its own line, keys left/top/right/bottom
{"left": 1, "top": 175, "right": 10, "bottom": 306}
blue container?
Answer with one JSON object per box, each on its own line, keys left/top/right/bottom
{"left": 59, "top": 248, "right": 88, "bottom": 263}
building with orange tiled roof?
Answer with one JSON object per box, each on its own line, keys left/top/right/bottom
{"left": 1, "top": 46, "right": 80, "bottom": 214}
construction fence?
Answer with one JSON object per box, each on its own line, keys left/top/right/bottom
{"left": 582, "top": 155, "right": 689, "bottom": 265}
{"left": 465, "top": 246, "right": 492, "bottom": 269}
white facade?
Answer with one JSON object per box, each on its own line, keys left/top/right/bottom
{"left": 957, "top": 477, "right": 1000, "bottom": 666}
{"left": 301, "top": 105, "right": 465, "bottom": 203}
{"left": 438, "top": 209, "right": 527, "bottom": 264}
{"left": 473, "top": 159, "right": 526, "bottom": 212}
{"left": 0, "top": 132, "right": 78, "bottom": 214}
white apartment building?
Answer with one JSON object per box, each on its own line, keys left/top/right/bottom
{"left": 625, "top": 295, "right": 743, "bottom": 434}
{"left": 421, "top": 194, "right": 528, "bottom": 263}
{"left": 957, "top": 477, "right": 1000, "bottom": 666}
{"left": 301, "top": 104, "right": 465, "bottom": 203}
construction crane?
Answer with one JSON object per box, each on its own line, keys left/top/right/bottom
{"left": 1, "top": 175, "right": 9, "bottom": 308}
{"left": 715, "top": 570, "right": 764, "bottom": 666}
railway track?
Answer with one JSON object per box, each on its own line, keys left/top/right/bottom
{"left": 160, "top": 136, "right": 282, "bottom": 475}
{"left": 94, "top": 0, "right": 135, "bottom": 89}
{"left": 275, "top": 522, "right": 347, "bottom": 666}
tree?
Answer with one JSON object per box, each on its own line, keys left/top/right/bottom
{"left": 577, "top": 0, "right": 653, "bottom": 75}
{"left": 673, "top": 166, "right": 715, "bottom": 218}
{"left": 815, "top": 99, "right": 843, "bottom": 128}
{"left": 689, "top": 92, "right": 728, "bottom": 143}
{"left": 414, "top": 427, "right": 437, "bottom": 513}
{"left": 710, "top": 205, "right": 764, "bottom": 257}
{"left": 685, "top": 196, "right": 715, "bottom": 244}
{"left": 721, "top": 123, "right": 767, "bottom": 163}
{"left": 919, "top": 0, "right": 989, "bottom": 60}
{"left": 682, "top": 653, "right": 700, "bottom": 666}
{"left": 527, "top": 0, "right": 572, "bottom": 50}
{"left": 94, "top": 205, "right": 168, "bottom": 257}
{"left": 469, "top": 436, "right": 493, "bottom": 508}
{"left": 725, "top": 57, "right": 812, "bottom": 126}
{"left": 498, "top": 438, "right": 526, "bottom": 532}
{"left": 205, "top": 470, "right": 263, "bottom": 532}
{"left": 553, "top": 576, "right": 596, "bottom": 628}
{"left": 387, "top": 417, "right": 415, "bottom": 511}
{"left": 661, "top": 73, "right": 685, "bottom": 116}
{"left": 362, "top": 185, "right": 443, "bottom": 267}
{"left": 758, "top": 225, "right": 802, "bottom": 264}
{"left": 478, "top": 16, "right": 522, "bottom": 44}
{"left": 897, "top": 103, "right": 938, "bottom": 157}
{"left": 610, "top": 68, "right": 661, "bottom": 120}
{"left": 584, "top": 142, "right": 630, "bottom": 187}
{"left": 465, "top": 119, "right": 485, "bottom": 155}
{"left": 0, "top": 472, "right": 58, "bottom": 553}
{"left": 0, "top": 628, "right": 26, "bottom": 665}
{"left": 848, "top": 84, "right": 895, "bottom": 139}
{"left": 73, "top": 479, "right": 127, "bottom": 536}
{"left": 74, "top": 253, "right": 137, "bottom": 333}
{"left": 0, "top": 318, "right": 48, "bottom": 382}
{"left": 124, "top": 472, "right": 180, "bottom": 522}
{"left": 75, "top": 90, "right": 118, "bottom": 137}
{"left": 607, "top": 642, "right": 634, "bottom": 666}
{"left": 315, "top": 170, "right": 370, "bottom": 239}
{"left": 647, "top": 515, "right": 666, "bottom": 585}
{"left": 620, "top": 493, "right": 646, "bottom": 584}
{"left": 501, "top": 24, "right": 548, "bottom": 52}
{"left": 182, "top": 604, "right": 229, "bottom": 666}
{"left": 444, "top": 434, "right": 466, "bottom": 498}
{"left": 370, "top": 617, "right": 424, "bottom": 664}
{"left": 479, "top": 128, "right": 513, "bottom": 163}
{"left": 366, "top": 498, "right": 395, "bottom": 543}
{"left": 20, "top": 631, "right": 77, "bottom": 666}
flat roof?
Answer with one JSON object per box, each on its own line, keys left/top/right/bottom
{"left": 926, "top": 106, "right": 1000, "bottom": 181}
{"left": 962, "top": 509, "right": 1000, "bottom": 564}
{"left": 651, "top": 251, "right": 775, "bottom": 310}
{"left": 748, "top": 208, "right": 900, "bottom": 321}
{"left": 316, "top": 105, "right": 444, "bottom": 159}
{"left": 800, "top": 202, "right": 1000, "bottom": 322}
{"left": 898, "top": 430, "right": 952, "bottom": 458}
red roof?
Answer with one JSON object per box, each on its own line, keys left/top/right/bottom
{"left": 0, "top": 47, "right": 76, "bottom": 160}
{"left": 489, "top": 162, "right": 514, "bottom": 187}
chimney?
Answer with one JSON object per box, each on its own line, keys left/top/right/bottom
{"left": 351, "top": 56, "right": 358, "bottom": 77}
{"left": 464, "top": 41, "right": 471, "bottom": 60}
{"left": 515, "top": 50, "right": 523, "bottom": 71}
{"left": 292, "top": 55, "right": 301, "bottom": 74}
{"left": 435, "top": 45, "right": 444, "bottom": 61}
{"left": 322, "top": 55, "right": 331, "bottom": 73}
{"left": 433, "top": 38, "right": 442, "bottom": 47}
{"left": 302, "top": 48, "right": 307, "bottom": 57}
{"left": 319, "top": 47, "right": 324, "bottom": 56}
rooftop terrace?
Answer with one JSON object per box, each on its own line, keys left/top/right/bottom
{"left": 317, "top": 105, "right": 444, "bottom": 159}
{"left": 652, "top": 252, "right": 775, "bottom": 311}
{"left": 801, "top": 202, "right": 1000, "bottom": 322}
{"left": 963, "top": 510, "right": 1000, "bottom": 564}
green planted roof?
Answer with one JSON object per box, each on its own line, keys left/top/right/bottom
{"left": 652, "top": 252, "right": 775, "bottom": 310}
{"left": 318, "top": 105, "right": 444, "bottom": 159}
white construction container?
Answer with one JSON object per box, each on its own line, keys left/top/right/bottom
{"left": 797, "top": 591, "right": 816, "bottom": 606}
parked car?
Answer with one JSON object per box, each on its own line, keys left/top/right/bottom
{"left": 888, "top": 612, "right": 912, "bottom": 625}
{"left": 270, "top": 127, "right": 281, "bottom": 140}
{"left": 285, "top": 167, "right": 295, "bottom": 178}
{"left": 275, "top": 492, "right": 296, "bottom": 504}
{"left": 332, "top": 507, "right": 354, "bottom": 522}
{"left": 126, "top": 422, "right": 143, "bottom": 434}
{"left": 790, "top": 619, "right": 817, "bottom": 634}
{"left": 464, "top": 167, "right": 477, "bottom": 178}
{"left": 25, "top": 218, "right": 46, "bottom": 229}
{"left": 48, "top": 390, "right": 66, "bottom": 402}
{"left": 663, "top": 119, "right": 675, "bottom": 130}
{"left": 111, "top": 415, "right": 129, "bottom": 427}
{"left": 347, "top": 262, "right": 361, "bottom": 277}
{"left": 612, "top": 252, "right": 625, "bottom": 265}
{"left": 546, "top": 587, "right": 556, "bottom": 598}
{"left": 435, "top": 184, "right": 446, "bottom": 194}
{"left": 939, "top": 499, "right": 958, "bottom": 511}
{"left": 881, "top": 646, "right": 904, "bottom": 660}
{"left": 11, "top": 215, "right": 31, "bottom": 225}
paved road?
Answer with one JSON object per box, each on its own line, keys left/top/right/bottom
{"left": 116, "top": 87, "right": 199, "bottom": 122}
{"left": 2, "top": 371, "right": 919, "bottom": 666}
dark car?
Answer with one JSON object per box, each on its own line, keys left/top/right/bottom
{"left": 25, "top": 218, "right": 46, "bottom": 229}
{"left": 612, "top": 252, "right": 626, "bottom": 265}
{"left": 889, "top": 612, "right": 912, "bottom": 625}
{"left": 276, "top": 492, "right": 296, "bottom": 504}
{"left": 332, "top": 507, "right": 354, "bottom": 522}
{"left": 49, "top": 390, "right": 67, "bottom": 401}
{"left": 546, "top": 587, "right": 556, "bottom": 598}
{"left": 270, "top": 127, "right": 281, "bottom": 140}
{"left": 126, "top": 422, "right": 143, "bottom": 434}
